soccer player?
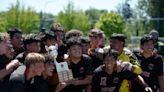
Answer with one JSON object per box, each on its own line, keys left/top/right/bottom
{"left": 91, "top": 50, "right": 152, "bottom": 92}
{"left": 9, "top": 53, "right": 45, "bottom": 92}
{"left": 134, "top": 35, "right": 163, "bottom": 92}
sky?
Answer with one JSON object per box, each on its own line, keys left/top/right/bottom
{"left": 0, "top": 0, "right": 137, "bottom": 15}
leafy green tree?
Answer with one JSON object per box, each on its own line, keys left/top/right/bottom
{"left": 85, "top": 8, "right": 107, "bottom": 28}
{"left": 0, "top": 0, "right": 40, "bottom": 33}
{"left": 0, "top": 12, "right": 6, "bottom": 32}
{"left": 96, "top": 12, "right": 125, "bottom": 37}
{"left": 55, "top": 2, "right": 90, "bottom": 34}
{"left": 137, "top": 0, "right": 164, "bottom": 36}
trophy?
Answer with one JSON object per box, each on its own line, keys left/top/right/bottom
{"left": 47, "top": 44, "right": 73, "bottom": 82}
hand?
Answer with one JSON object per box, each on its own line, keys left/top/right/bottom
{"left": 6, "top": 59, "right": 20, "bottom": 70}
{"left": 145, "top": 87, "right": 152, "bottom": 92}
{"left": 67, "top": 79, "right": 79, "bottom": 86}
{"left": 121, "top": 62, "right": 133, "bottom": 71}
{"left": 55, "top": 82, "right": 67, "bottom": 92}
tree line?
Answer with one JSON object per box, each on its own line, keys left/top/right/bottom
{"left": 0, "top": 0, "right": 163, "bottom": 37}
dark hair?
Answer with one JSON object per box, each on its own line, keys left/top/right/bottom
{"left": 66, "top": 37, "right": 82, "bottom": 49}
{"left": 50, "top": 23, "right": 64, "bottom": 32}
{"left": 25, "top": 53, "right": 45, "bottom": 68}
{"left": 149, "top": 29, "right": 159, "bottom": 43}
{"left": 65, "top": 29, "right": 83, "bottom": 40}
{"left": 88, "top": 28, "right": 103, "bottom": 37}
{"left": 43, "top": 54, "right": 54, "bottom": 64}
{"left": 140, "top": 34, "right": 154, "bottom": 46}
{"left": 7, "top": 28, "right": 22, "bottom": 39}
{"left": 80, "top": 36, "right": 90, "bottom": 44}
{"left": 40, "top": 31, "right": 56, "bottom": 41}
{"left": 104, "top": 49, "right": 119, "bottom": 61}
{"left": 110, "top": 33, "right": 126, "bottom": 43}
{"left": 23, "top": 33, "right": 40, "bottom": 46}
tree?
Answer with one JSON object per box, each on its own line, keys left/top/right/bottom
{"left": 96, "top": 12, "right": 125, "bottom": 37}
{"left": 137, "top": 0, "right": 164, "bottom": 36}
{"left": 0, "top": 0, "right": 40, "bottom": 33}
{"left": 85, "top": 8, "right": 108, "bottom": 28}
{"left": 0, "top": 12, "right": 6, "bottom": 32}
{"left": 55, "top": 2, "right": 90, "bottom": 34}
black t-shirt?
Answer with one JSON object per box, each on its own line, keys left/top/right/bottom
{"left": 89, "top": 49, "right": 104, "bottom": 70}
{"left": 56, "top": 44, "right": 67, "bottom": 63}
{"left": 26, "top": 76, "right": 49, "bottom": 92}
{"left": 0, "top": 55, "right": 10, "bottom": 69}
{"left": 61, "top": 55, "right": 94, "bottom": 92}
{"left": 9, "top": 65, "right": 36, "bottom": 92}
{"left": 0, "top": 55, "right": 11, "bottom": 92}
{"left": 134, "top": 53, "right": 163, "bottom": 91}
{"left": 92, "top": 69, "right": 137, "bottom": 92}
{"left": 9, "top": 65, "right": 27, "bottom": 92}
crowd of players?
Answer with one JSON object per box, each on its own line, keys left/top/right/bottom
{"left": 0, "top": 23, "right": 163, "bottom": 92}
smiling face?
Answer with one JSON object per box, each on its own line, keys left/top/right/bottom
{"left": 104, "top": 56, "right": 117, "bottom": 71}
{"left": 141, "top": 40, "right": 154, "bottom": 54}
{"left": 68, "top": 45, "right": 82, "bottom": 58}
{"left": 43, "top": 62, "right": 55, "bottom": 77}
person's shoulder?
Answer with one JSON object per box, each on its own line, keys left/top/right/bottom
{"left": 123, "top": 48, "right": 133, "bottom": 56}
{"left": 153, "top": 54, "right": 163, "bottom": 61}
{"left": 10, "top": 65, "right": 26, "bottom": 83}
{"left": 82, "top": 54, "right": 93, "bottom": 62}
{"left": 94, "top": 65, "right": 104, "bottom": 73}
{"left": 82, "top": 54, "right": 93, "bottom": 64}
{"left": 134, "top": 52, "right": 142, "bottom": 57}
{"left": 82, "top": 54, "right": 91, "bottom": 59}
{"left": 153, "top": 54, "right": 162, "bottom": 59}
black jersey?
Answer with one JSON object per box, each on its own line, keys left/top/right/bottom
{"left": 89, "top": 51, "right": 103, "bottom": 70}
{"left": 26, "top": 76, "right": 49, "bottom": 92}
{"left": 69, "top": 55, "right": 94, "bottom": 78}
{"left": 92, "top": 69, "right": 137, "bottom": 92}
{"left": 61, "top": 55, "right": 94, "bottom": 92}
{"left": 9, "top": 65, "right": 27, "bottom": 92}
{"left": 0, "top": 55, "right": 11, "bottom": 92}
{"left": 9, "top": 65, "right": 36, "bottom": 92}
{"left": 135, "top": 53, "right": 163, "bottom": 92}
{"left": 0, "top": 55, "right": 10, "bottom": 69}
{"left": 56, "top": 44, "right": 67, "bottom": 63}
